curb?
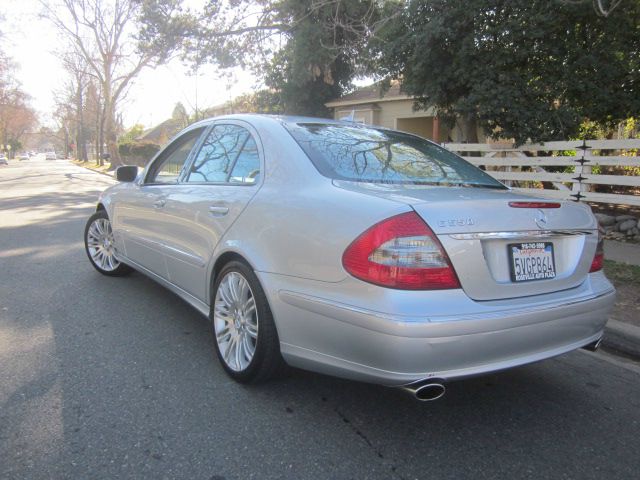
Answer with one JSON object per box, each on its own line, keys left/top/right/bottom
{"left": 72, "top": 160, "right": 114, "bottom": 178}
{"left": 602, "top": 319, "right": 640, "bottom": 361}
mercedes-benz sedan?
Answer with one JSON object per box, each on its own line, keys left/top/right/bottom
{"left": 84, "top": 115, "right": 615, "bottom": 400}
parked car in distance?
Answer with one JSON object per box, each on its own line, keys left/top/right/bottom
{"left": 84, "top": 114, "right": 615, "bottom": 401}
{"left": 18, "top": 153, "right": 29, "bottom": 161}
{"left": 45, "top": 151, "right": 57, "bottom": 160}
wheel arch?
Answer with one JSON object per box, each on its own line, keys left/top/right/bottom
{"left": 209, "top": 251, "right": 259, "bottom": 304}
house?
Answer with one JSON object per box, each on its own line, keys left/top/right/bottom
{"left": 200, "top": 101, "right": 235, "bottom": 118}
{"left": 136, "top": 118, "right": 187, "bottom": 146}
{"left": 325, "top": 81, "right": 478, "bottom": 143}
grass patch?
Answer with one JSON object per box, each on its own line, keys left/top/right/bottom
{"left": 603, "top": 259, "right": 640, "bottom": 286}
{"left": 73, "top": 159, "right": 113, "bottom": 175}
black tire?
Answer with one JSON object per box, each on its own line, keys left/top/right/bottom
{"left": 211, "top": 260, "right": 285, "bottom": 383}
{"left": 84, "top": 210, "right": 133, "bottom": 277}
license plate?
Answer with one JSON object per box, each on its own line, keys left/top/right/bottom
{"left": 508, "top": 242, "right": 556, "bottom": 282}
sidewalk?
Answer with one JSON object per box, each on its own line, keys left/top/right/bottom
{"left": 602, "top": 240, "right": 640, "bottom": 360}
{"left": 72, "top": 159, "right": 114, "bottom": 177}
{"left": 604, "top": 239, "right": 640, "bottom": 266}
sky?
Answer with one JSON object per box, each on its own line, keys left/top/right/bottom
{"left": 2, "top": 0, "right": 259, "bottom": 129}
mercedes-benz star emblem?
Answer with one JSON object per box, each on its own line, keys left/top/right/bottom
{"left": 535, "top": 209, "right": 548, "bottom": 229}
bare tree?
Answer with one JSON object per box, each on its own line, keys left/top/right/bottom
{"left": 52, "top": 100, "right": 72, "bottom": 158}
{"left": 0, "top": 51, "right": 38, "bottom": 155}
{"left": 40, "top": 0, "right": 180, "bottom": 168}
{"left": 56, "top": 49, "right": 92, "bottom": 160}
{"left": 83, "top": 80, "right": 103, "bottom": 163}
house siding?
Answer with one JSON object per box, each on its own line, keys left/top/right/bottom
{"left": 333, "top": 99, "right": 454, "bottom": 142}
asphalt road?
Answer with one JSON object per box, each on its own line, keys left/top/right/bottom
{"left": 1, "top": 157, "right": 640, "bottom": 480}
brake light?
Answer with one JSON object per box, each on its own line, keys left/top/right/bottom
{"left": 589, "top": 226, "right": 605, "bottom": 272}
{"left": 508, "top": 202, "right": 561, "bottom": 209}
{"left": 342, "top": 212, "right": 460, "bottom": 290}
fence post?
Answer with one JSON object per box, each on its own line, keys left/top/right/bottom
{"left": 571, "top": 139, "right": 591, "bottom": 201}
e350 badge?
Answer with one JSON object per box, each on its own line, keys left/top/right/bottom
{"left": 437, "top": 218, "right": 475, "bottom": 228}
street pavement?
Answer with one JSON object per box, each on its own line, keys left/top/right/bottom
{"left": 1, "top": 157, "right": 640, "bottom": 480}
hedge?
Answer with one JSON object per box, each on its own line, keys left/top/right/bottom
{"left": 118, "top": 142, "right": 161, "bottom": 167}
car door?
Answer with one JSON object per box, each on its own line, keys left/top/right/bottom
{"left": 158, "top": 122, "right": 263, "bottom": 302}
{"left": 111, "top": 126, "right": 206, "bottom": 279}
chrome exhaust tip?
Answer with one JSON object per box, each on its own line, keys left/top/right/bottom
{"left": 400, "top": 380, "right": 446, "bottom": 402}
{"left": 582, "top": 337, "right": 603, "bottom": 352}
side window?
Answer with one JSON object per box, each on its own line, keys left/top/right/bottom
{"left": 146, "top": 128, "right": 203, "bottom": 184}
{"left": 229, "top": 136, "right": 260, "bottom": 184}
{"left": 187, "top": 124, "right": 260, "bottom": 184}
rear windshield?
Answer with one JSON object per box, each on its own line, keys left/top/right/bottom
{"left": 286, "top": 123, "right": 506, "bottom": 189}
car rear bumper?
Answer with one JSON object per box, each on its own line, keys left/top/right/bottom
{"left": 258, "top": 271, "right": 616, "bottom": 386}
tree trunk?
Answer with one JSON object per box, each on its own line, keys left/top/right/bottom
{"left": 96, "top": 108, "right": 102, "bottom": 165}
{"left": 98, "top": 101, "right": 106, "bottom": 166}
{"left": 460, "top": 115, "right": 479, "bottom": 143}
{"left": 103, "top": 99, "right": 122, "bottom": 170}
{"left": 75, "top": 83, "right": 87, "bottom": 161}
{"left": 63, "top": 128, "right": 69, "bottom": 158}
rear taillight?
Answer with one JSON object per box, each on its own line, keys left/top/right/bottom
{"left": 342, "top": 212, "right": 460, "bottom": 290}
{"left": 589, "top": 226, "right": 605, "bottom": 272}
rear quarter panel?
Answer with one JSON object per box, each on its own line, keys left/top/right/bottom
{"left": 210, "top": 118, "right": 410, "bottom": 286}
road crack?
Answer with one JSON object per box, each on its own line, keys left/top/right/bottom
{"left": 334, "top": 407, "right": 407, "bottom": 480}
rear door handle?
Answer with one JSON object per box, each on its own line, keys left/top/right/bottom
{"left": 209, "top": 205, "right": 229, "bottom": 216}
{"left": 153, "top": 198, "right": 166, "bottom": 208}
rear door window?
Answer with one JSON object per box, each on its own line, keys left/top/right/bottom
{"left": 186, "top": 124, "right": 260, "bottom": 184}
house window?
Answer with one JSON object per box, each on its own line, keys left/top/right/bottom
{"left": 338, "top": 110, "right": 368, "bottom": 124}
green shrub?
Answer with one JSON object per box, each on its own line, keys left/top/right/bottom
{"left": 118, "top": 142, "right": 161, "bottom": 167}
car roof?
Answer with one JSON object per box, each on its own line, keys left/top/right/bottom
{"left": 175, "top": 113, "right": 423, "bottom": 148}
{"left": 187, "top": 113, "right": 359, "bottom": 130}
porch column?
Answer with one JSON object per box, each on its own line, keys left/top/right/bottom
{"left": 432, "top": 116, "right": 440, "bottom": 143}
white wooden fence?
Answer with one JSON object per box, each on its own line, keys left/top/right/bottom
{"left": 443, "top": 139, "right": 640, "bottom": 207}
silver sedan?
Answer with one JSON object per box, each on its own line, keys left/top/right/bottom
{"left": 84, "top": 115, "right": 615, "bottom": 400}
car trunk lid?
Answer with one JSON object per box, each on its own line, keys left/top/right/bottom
{"left": 333, "top": 181, "right": 598, "bottom": 300}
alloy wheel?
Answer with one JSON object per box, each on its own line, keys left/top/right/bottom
{"left": 86, "top": 217, "right": 120, "bottom": 272}
{"left": 213, "top": 271, "right": 259, "bottom": 372}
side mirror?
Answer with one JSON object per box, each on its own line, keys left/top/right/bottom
{"left": 116, "top": 165, "right": 138, "bottom": 182}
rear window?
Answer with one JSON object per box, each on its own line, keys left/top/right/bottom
{"left": 286, "top": 123, "right": 506, "bottom": 189}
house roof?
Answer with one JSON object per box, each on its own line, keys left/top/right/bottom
{"left": 201, "top": 102, "right": 233, "bottom": 117}
{"left": 136, "top": 118, "right": 185, "bottom": 144}
{"left": 325, "top": 80, "right": 410, "bottom": 108}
